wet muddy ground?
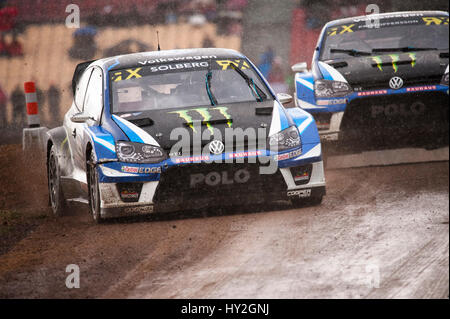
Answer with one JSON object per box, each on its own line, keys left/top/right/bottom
{"left": 0, "top": 144, "right": 448, "bottom": 298}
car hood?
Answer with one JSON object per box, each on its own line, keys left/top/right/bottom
{"left": 323, "top": 50, "right": 448, "bottom": 89}
{"left": 112, "top": 100, "right": 277, "bottom": 150}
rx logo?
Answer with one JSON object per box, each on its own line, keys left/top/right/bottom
{"left": 216, "top": 59, "right": 250, "bottom": 70}
{"left": 112, "top": 68, "right": 142, "bottom": 82}
{"left": 209, "top": 140, "right": 225, "bottom": 155}
{"left": 327, "top": 24, "right": 355, "bottom": 36}
{"left": 389, "top": 76, "right": 404, "bottom": 90}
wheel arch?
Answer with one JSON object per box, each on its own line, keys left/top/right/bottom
{"left": 45, "top": 126, "right": 74, "bottom": 179}
{"left": 85, "top": 141, "right": 94, "bottom": 182}
{"left": 45, "top": 126, "right": 68, "bottom": 157}
{"left": 86, "top": 142, "right": 93, "bottom": 161}
{"left": 46, "top": 139, "right": 53, "bottom": 166}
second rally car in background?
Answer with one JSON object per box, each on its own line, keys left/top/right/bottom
{"left": 292, "top": 11, "right": 449, "bottom": 152}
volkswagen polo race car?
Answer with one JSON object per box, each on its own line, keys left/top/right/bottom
{"left": 292, "top": 11, "right": 449, "bottom": 151}
{"left": 46, "top": 48, "right": 325, "bottom": 222}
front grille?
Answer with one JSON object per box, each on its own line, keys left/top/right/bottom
{"left": 354, "top": 76, "right": 442, "bottom": 91}
{"left": 340, "top": 91, "right": 449, "bottom": 149}
{"left": 154, "top": 162, "right": 286, "bottom": 204}
{"left": 163, "top": 139, "right": 263, "bottom": 154}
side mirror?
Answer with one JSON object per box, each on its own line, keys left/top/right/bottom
{"left": 277, "top": 93, "right": 293, "bottom": 106}
{"left": 291, "top": 62, "right": 308, "bottom": 73}
{"left": 71, "top": 113, "right": 94, "bottom": 123}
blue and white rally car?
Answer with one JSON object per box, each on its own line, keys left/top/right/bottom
{"left": 46, "top": 48, "right": 325, "bottom": 222}
{"left": 292, "top": 11, "right": 449, "bottom": 150}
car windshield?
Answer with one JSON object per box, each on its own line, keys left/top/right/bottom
{"left": 320, "top": 15, "right": 449, "bottom": 61}
{"left": 110, "top": 58, "right": 272, "bottom": 113}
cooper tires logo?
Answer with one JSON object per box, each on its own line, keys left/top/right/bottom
{"left": 190, "top": 169, "right": 250, "bottom": 187}
{"left": 209, "top": 140, "right": 225, "bottom": 155}
{"left": 287, "top": 189, "right": 312, "bottom": 198}
{"left": 389, "top": 76, "right": 404, "bottom": 89}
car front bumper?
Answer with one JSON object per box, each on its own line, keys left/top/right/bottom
{"left": 307, "top": 86, "right": 449, "bottom": 146}
{"left": 97, "top": 158, "right": 326, "bottom": 218}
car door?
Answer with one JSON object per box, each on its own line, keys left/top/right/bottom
{"left": 83, "top": 67, "right": 104, "bottom": 125}
{"left": 75, "top": 67, "right": 104, "bottom": 174}
{"left": 66, "top": 67, "right": 93, "bottom": 178}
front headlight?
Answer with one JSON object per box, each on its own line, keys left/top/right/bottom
{"left": 315, "top": 79, "right": 352, "bottom": 98}
{"left": 116, "top": 141, "right": 166, "bottom": 163}
{"left": 268, "top": 126, "right": 301, "bottom": 151}
{"left": 441, "top": 73, "right": 449, "bottom": 86}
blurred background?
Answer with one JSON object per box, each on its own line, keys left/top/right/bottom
{"left": 0, "top": 0, "right": 448, "bottom": 141}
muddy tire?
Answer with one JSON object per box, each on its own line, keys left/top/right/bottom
{"left": 48, "top": 145, "right": 66, "bottom": 216}
{"left": 87, "top": 152, "right": 103, "bottom": 223}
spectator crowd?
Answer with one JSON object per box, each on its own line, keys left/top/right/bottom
{"left": 0, "top": 1, "right": 23, "bottom": 58}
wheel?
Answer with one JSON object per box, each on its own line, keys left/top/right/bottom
{"left": 48, "top": 145, "right": 66, "bottom": 216}
{"left": 87, "top": 152, "right": 103, "bottom": 223}
{"left": 290, "top": 195, "right": 323, "bottom": 208}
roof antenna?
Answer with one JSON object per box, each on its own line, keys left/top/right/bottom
{"left": 156, "top": 30, "right": 161, "bottom": 51}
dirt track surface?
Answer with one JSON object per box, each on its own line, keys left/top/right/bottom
{"left": 0, "top": 144, "right": 448, "bottom": 298}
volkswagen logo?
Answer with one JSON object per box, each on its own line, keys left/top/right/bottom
{"left": 209, "top": 140, "right": 225, "bottom": 155}
{"left": 389, "top": 76, "right": 404, "bottom": 90}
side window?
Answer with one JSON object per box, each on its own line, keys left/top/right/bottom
{"left": 84, "top": 68, "right": 104, "bottom": 121}
{"left": 74, "top": 68, "right": 93, "bottom": 112}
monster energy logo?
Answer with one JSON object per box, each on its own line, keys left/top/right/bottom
{"left": 389, "top": 54, "right": 400, "bottom": 72}
{"left": 408, "top": 53, "right": 416, "bottom": 67}
{"left": 372, "top": 56, "right": 383, "bottom": 71}
{"left": 371, "top": 53, "right": 416, "bottom": 72}
{"left": 169, "top": 107, "right": 233, "bottom": 133}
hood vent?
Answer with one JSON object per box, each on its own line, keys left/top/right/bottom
{"left": 129, "top": 118, "right": 154, "bottom": 128}
{"left": 371, "top": 60, "right": 415, "bottom": 68}
{"left": 183, "top": 118, "right": 233, "bottom": 128}
{"left": 255, "top": 107, "right": 273, "bottom": 115}
{"left": 327, "top": 61, "right": 348, "bottom": 69}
